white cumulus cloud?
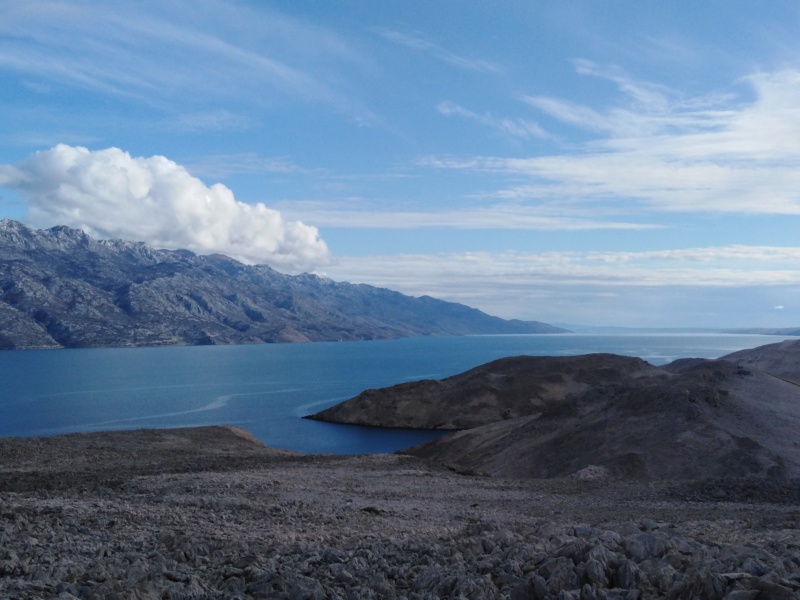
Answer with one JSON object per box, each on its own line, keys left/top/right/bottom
{"left": 0, "top": 145, "right": 331, "bottom": 272}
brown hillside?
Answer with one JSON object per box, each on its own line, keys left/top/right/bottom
{"left": 403, "top": 359, "right": 800, "bottom": 480}
{"left": 308, "top": 354, "right": 664, "bottom": 430}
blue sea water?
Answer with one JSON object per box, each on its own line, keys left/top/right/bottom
{"left": 0, "top": 334, "right": 795, "bottom": 454}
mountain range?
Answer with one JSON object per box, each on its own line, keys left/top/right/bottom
{"left": 0, "top": 219, "right": 565, "bottom": 349}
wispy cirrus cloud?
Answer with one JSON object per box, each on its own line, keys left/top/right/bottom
{"left": 168, "top": 110, "right": 256, "bottom": 133}
{"left": 427, "top": 64, "right": 800, "bottom": 215}
{"left": 185, "top": 153, "right": 305, "bottom": 179}
{"left": 377, "top": 29, "right": 503, "bottom": 73}
{"left": 0, "top": 0, "right": 374, "bottom": 117}
{"left": 584, "top": 246, "right": 800, "bottom": 265}
{"left": 437, "top": 101, "right": 550, "bottom": 140}
{"left": 325, "top": 245, "right": 800, "bottom": 291}
{"left": 275, "top": 199, "right": 657, "bottom": 231}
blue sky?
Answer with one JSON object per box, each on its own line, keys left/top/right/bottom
{"left": 2, "top": 1, "right": 800, "bottom": 328}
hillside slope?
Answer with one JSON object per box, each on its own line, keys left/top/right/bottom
{"left": 311, "top": 340, "right": 800, "bottom": 480}
{"left": 404, "top": 358, "right": 800, "bottom": 479}
{"left": 720, "top": 338, "right": 800, "bottom": 384}
{"left": 308, "top": 354, "right": 665, "bottom": 430}
{"left": 0, "top": 220, "right": 565, "bottom": 348}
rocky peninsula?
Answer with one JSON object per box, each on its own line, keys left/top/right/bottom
{"left": 310, "top": 339, "right": 800, "bottom": 480}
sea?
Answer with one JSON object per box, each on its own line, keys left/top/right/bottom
{"left": 1, "top": 333, "right": 796, "bottom": 454}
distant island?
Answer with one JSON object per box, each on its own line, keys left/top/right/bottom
{"left": 0, "top": 219, "right": 566, "bottom": 349}
{"left": 557, "top": 325, "right": 800, "bottom": 336}
{"left": 725, "top": 327, "right": 800, "bottom": 336}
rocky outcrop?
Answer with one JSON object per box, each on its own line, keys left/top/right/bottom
{"left": 0, "top": 219, "right": 566, "bottom": 349}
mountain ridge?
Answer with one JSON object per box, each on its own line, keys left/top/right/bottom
{"left": 0, "top": 219, "right": 566, "bottom": 349}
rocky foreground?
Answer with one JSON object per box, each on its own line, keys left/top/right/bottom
{"left": 1, "top": 426, "right": 800, "bottom": 599}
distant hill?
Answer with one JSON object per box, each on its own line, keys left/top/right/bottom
{"left": 725, "top": 327, "right": 800, "bottom": 337}
{"left": 0, "top": 220, "right": 566, "bottom": 349}
{"left": 311, "top": 341, "right": 800, "bottom": 480}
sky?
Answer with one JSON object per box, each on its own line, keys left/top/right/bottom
{"left": 1, "top": 1, "right": 800, "bottom": 329}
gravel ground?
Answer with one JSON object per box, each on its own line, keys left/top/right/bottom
{"left": 1, "top": 427, "right": 800, "bottom": 599}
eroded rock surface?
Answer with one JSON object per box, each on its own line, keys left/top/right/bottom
{"left": 1, "top": 427, "right": 799, "bottom": 599}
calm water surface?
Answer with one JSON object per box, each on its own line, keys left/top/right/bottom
{"left": 0, "top": 334, "right": 794, "bottom": 453}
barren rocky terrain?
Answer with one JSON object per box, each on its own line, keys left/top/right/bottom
{"left": 2, "top": 426, "right": 800, "bottom": 599}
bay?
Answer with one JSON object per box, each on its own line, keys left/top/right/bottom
{"left": 0, "top": 333, "right": 795, "bottom": 454}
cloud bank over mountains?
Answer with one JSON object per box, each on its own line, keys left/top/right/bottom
{"left": 0, "top": 145, "right": 331, "bottom": 272}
